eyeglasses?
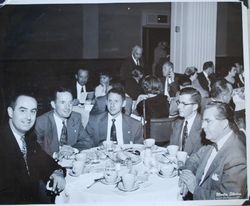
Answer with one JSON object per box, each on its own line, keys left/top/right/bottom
{"left": 176, "top": 100, "right": 197, "bottom": 106}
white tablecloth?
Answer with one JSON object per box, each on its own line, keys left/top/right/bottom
{"left": 72, "top": 104, "right": 93, "bottom": 127}
{"left": 56, "top": 145, "right": 181, "bottom": 204}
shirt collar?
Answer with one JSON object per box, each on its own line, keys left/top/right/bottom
{"left": 203, "top": 71, "right": 209, "bottom": 79}
{"left": 108, "top": 112, "right": 122, "bottom": 121}
{"left": 185, "top": 111, "right": 197, "bottom": 122}
{"left": 131, "top": 55, "right": 138, "bottom": 65}
{"left": 53, "top": 112, "right": 67, "bottom": 124}
{"left": 76, "top": 81, "right": 86, "bottom": 89}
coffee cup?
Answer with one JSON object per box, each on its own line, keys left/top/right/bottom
{"left": 144, "top": 138, "right": 155, "bottom": 148}
{"left": 177, "top": 151, "right": 188, "bottom": 164}
{"left": 72, "top": 160, "right": 84, "bottom": 176}
{"left": 122, "top": 173, "right": 136, "bottom": 191}
{"left": 160, "top": 164, "right": 175, "bottom": 177}
{"left": 104, "top": 160, "right": 118, "bottom": 184}
{"left": 167, "top": 145, "right": 179, "bottom": 156}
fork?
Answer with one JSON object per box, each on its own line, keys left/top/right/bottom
{"left": 86, "top": 177, "right": 105, "bottom": 189}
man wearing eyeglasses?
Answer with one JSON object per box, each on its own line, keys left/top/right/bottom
{"left": 169, "top": 87, "right": 203, "bottom": 156}
{"left": 35, "top": 87, "right": 90, "bottom": 156}
{"left": 179, "top": 102, "right": 246, "bottom": 200}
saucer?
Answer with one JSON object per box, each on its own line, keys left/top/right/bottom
{"left": 117, "top": 182, "right": 139, "bottom": 192}
{"left": 100, "top": 177, "right": 120, "bottom": 185}
{"left": 157, "top": 170, "right": 177, "bottom": 178}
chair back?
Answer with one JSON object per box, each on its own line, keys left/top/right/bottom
{"left": 149, "top": 117, "right": 177, "bottom": 147}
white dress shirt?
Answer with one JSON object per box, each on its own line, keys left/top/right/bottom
{"left": 132, "top": 55, "right": 140, "bottom": 66}
{"left": 106, "top": 113, "right": 124, "bottom": 145}
{"left": 203, "top": 71, "right": 211, "bottom": 91}
{"left": 53, "top": 113, "right": 67, "bottom": 141}
{"left": 164, "top": 77, "right": 172, "bottom": 97}
{"left": 76, "top": 82, "right": 87, "bottom": 103}
{"left": 179, "top": 111, "right": 197, "bottom": 151}
{"left": 199, "top": 130, "right": 233, "bottom": 185}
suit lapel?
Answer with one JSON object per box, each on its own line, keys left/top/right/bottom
{"left": 67, "top": 114, "right": 77, "bottom": 144}
{"left": 199, "top": 134, "right": 234, "bottom": 186}
{"left": 99, "top": 113, "right": 108, "bottom": 144}
{"left": 48, "top": 112, "right": 60, "bottom": 150}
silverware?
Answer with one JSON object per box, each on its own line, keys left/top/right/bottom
{"left": 86, "top": 177, "right": 105, "bottom": 189}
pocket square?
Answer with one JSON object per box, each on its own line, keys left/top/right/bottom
{"left": 211, "top": 173, "right": 219, "bottom": 181}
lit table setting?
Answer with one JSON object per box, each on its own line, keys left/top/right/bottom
{"left": 72, "top": 100, "right": 93, "bottom": 127}
{"left": 55, "top": 140, "right": 188, "bottom": 204}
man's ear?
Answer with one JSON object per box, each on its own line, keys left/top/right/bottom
{"left": 51, "top": 101, "right": 56, "bottom": 109}
{"left": 75, "top": 74, "right": 78, "bottom": 80}
{"left": 7, "top": 107, "right": 13, "bottom": 118}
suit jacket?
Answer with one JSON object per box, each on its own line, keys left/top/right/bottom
{"left": 185, "top": 132, "right": 246, "bottom": 200}
{"left": 170, "top": 113, "right": 203, "bottom": 156}
{"left": 68, "top": 81, "right": 95, "bottom": 100}
{"left": 90, "top": 95, "right": 133, "bottom": 116}
{"left": 197, "top": 72, "right": 216, "bottom": 92}
{"left": 35, "top": 111, "right": 91, "bottom": 156}
{"left": 85, "top": 112, "right": 143, "bottom": 147}
{"left": 0, "top": 124, "right": 64, "bottom": 204}
{"left": 120, "top": 56, "right": 144, "bottom": 81}
{"left": 124, "top": 77, "right": 144, "bottom": 100}
{"left": 161, "top": 75, "right": 180, "bottom": 97}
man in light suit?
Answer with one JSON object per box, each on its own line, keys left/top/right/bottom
{"left": 85, "top": 87, "right": 143, "bottom": 147}
{"left": 179, "top": 102, "right": 246, "bottom": 200}
{"left": 0, "top": 93, "right": 66, "bottom": 204}
{"left": 120, "top": 45, "right": 144, "bottom": 81}
{"left": 170, "top": 87, "right": 202, "bottom": 156}
{"left": 35, "top": 87, "right": 90, "bottom": 156}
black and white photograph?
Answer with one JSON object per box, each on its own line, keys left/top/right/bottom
{"left": 0, "top": 0, "right": 249, "bottom": 205}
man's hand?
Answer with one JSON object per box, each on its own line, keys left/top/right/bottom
{"left": 49, "top": 170, "right": 66, "bottom": 195}
{"left": 179, "top": 169, "right": 197, "bottom": 194}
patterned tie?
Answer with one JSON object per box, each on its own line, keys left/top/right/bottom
{"left": 20, "top": 135, "right": 30, "bottom": 175}
{"left": 60, "top": 120, "right": 67, "bottom": 146}
{"left": 181, "top": 121, "right": 188, "bottom": 151}
{"left": 110, "top": 119, "right": 117, "bottom": 143}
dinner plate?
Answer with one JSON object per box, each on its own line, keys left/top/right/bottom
{"left": 156, "top": 153, "right": 177, "bottom": 165}
{"left": 117, "top": 181, "right": 140, "bottom": 192}
{"left": 157, "top": 170, "right": 177, "bottom": 178}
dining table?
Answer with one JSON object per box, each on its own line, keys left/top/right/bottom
{"left": 55, "top": 144, "right": 182, "bottom": 204}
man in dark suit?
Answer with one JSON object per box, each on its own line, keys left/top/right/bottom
{"left": 120, "top": 45, "right": 144, "bottom": 81}
{"left": 35, "top": 87, "right": 90, "bottom": 156}
{"left": 170, "top": 87, "right": 203, "bottom": 156}
{"left": 179, "top": 102, "right": 246, "bottom": 200}
{"left": 161, "top": 61, "right": 180, "bottom": 97}
{"left": 85, "top": 87, "right": 143, "bottom": 147}
{"left": 0, "top": 93, "right": 66, "bottom": 204}
{"left": 71, "top": 68, "right": 94, "bottom": 105}
{"left": 197, "top": 61, "right": 215, "bottom": 93}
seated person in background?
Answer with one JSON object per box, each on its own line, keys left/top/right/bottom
{"left": 85, "top": 87, "right": 143, "bottom": 147}
{"left": 224, "top": 63, "right": 238, "bottom": 89}
{"left": 184, "top": 66, "right": 209, "bottom": 98}
{"left": 90, "top": 80, "right": 133, "bottom": 116}
{"left": 197, "top": 61, "right": 215, "bottom": 93}
{"left": 124, "top": 66, "right": 144, "bottom": 100}
{"left": 179, "top": 102, "right": 246, "bottom": 200}
{"left": 72, "top": 68, "right": 94, "bottom": 105}
{"left": 201, "top": 79, "right": 234, "bottom": 114}
{"left": 94, "top": 71, "right": 112, "bottom": 98}
{"left": 0, "top": 93, "right": 66, "bottom": 204}
{"left": 161, "top": 60, "right": 180, "bottom": 98}
{"left": 35, "top": 87, "right": 90, "bottom": 156}
{"left": 120, "top": 45, "right": 144, "bottom": 81}
{"left": 135, "top": 75, "right": 169, "bottom": 121}
{"left": 170, "top": 87, "right": 203, "bottom": 156}
{"left": 234, "top": 62, "right": 244, "bottom": 88}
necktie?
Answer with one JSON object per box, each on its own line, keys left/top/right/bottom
{"left": 110, "top": 119, "right": 117, "bottom": 143}
{"left": 60, "top": 120, "right": 67, "bottom": 146}
{"left": 137, "top": 60, "right": 140, "bottom": 66}
{"left": 181, "top": 121, "right": 188, "bottom": 151}
{"left": 20, "top": 136, "right": 30, "bottom": 175}
{"left": 81, "top": 87, "right": 84, "bottom": 93}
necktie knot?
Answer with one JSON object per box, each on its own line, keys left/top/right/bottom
{"left": 81, "top": 87, "right": 84, "bottom": 93}
{"left": 112, "top": 119, "right": 116, "bottom": 123}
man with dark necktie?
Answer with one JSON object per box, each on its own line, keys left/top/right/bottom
{"left": 169, "top": 87, "right": 203, "bottom": 156}
{"left": 85, "top": 87, "right": 143, "bottom": 147}
{"left": 35, "top": 87, "right": 91, "bottom": 156}
{"left": 179, "top": 102, "right": 246, "bottom": 200}
{"left": 0, "top": 93, "right": 66, "bottom": 204}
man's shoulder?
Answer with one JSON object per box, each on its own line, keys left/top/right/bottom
{"left": 37, "top": 111, "right": 53, "bottom": 121}
{"left": 70, "top": 111, "right": 82, "bottom": 119}
{"left": 89, "top": 112, "right": 107, "bottom": 122}
{"left": 122, "top": 114, "right": 141, "bottom": 125}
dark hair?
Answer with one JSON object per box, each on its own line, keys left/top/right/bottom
{"left": 76, "top": 68, "right": 89, "bottom": 75}
{"left": 203, "top": 61, "right": 214, "bottom": 71}
{"left": 179, "top": 87, "right": 201, "bottom": 106}
{"left": 141, "top": 75, "right": 163, "bottom": 94}
{"left": 131, "top": 66, "right": 143, "bottom": 78}
{"left": 52, "top": 87, "right": 73, "bottom": 101}
{"left": 9, "top": 91, "right": 37, "bottom": 110}
{"left": 162, "top": 61, "right": 174, "bottom": 70}
{"left": 184, "top": 66, "right": 198, "bottom": 77}
{"left": 107, "top": 87, "right": 126, "bottom": 100}
{"left": 225, "top": 63, "right": 237, "bottom": 75}
{"left": 210, "top": 79, "right": 232, "bottom": 99}
{"left": 99, "top": 70, "right": 112, "bottom": 78}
